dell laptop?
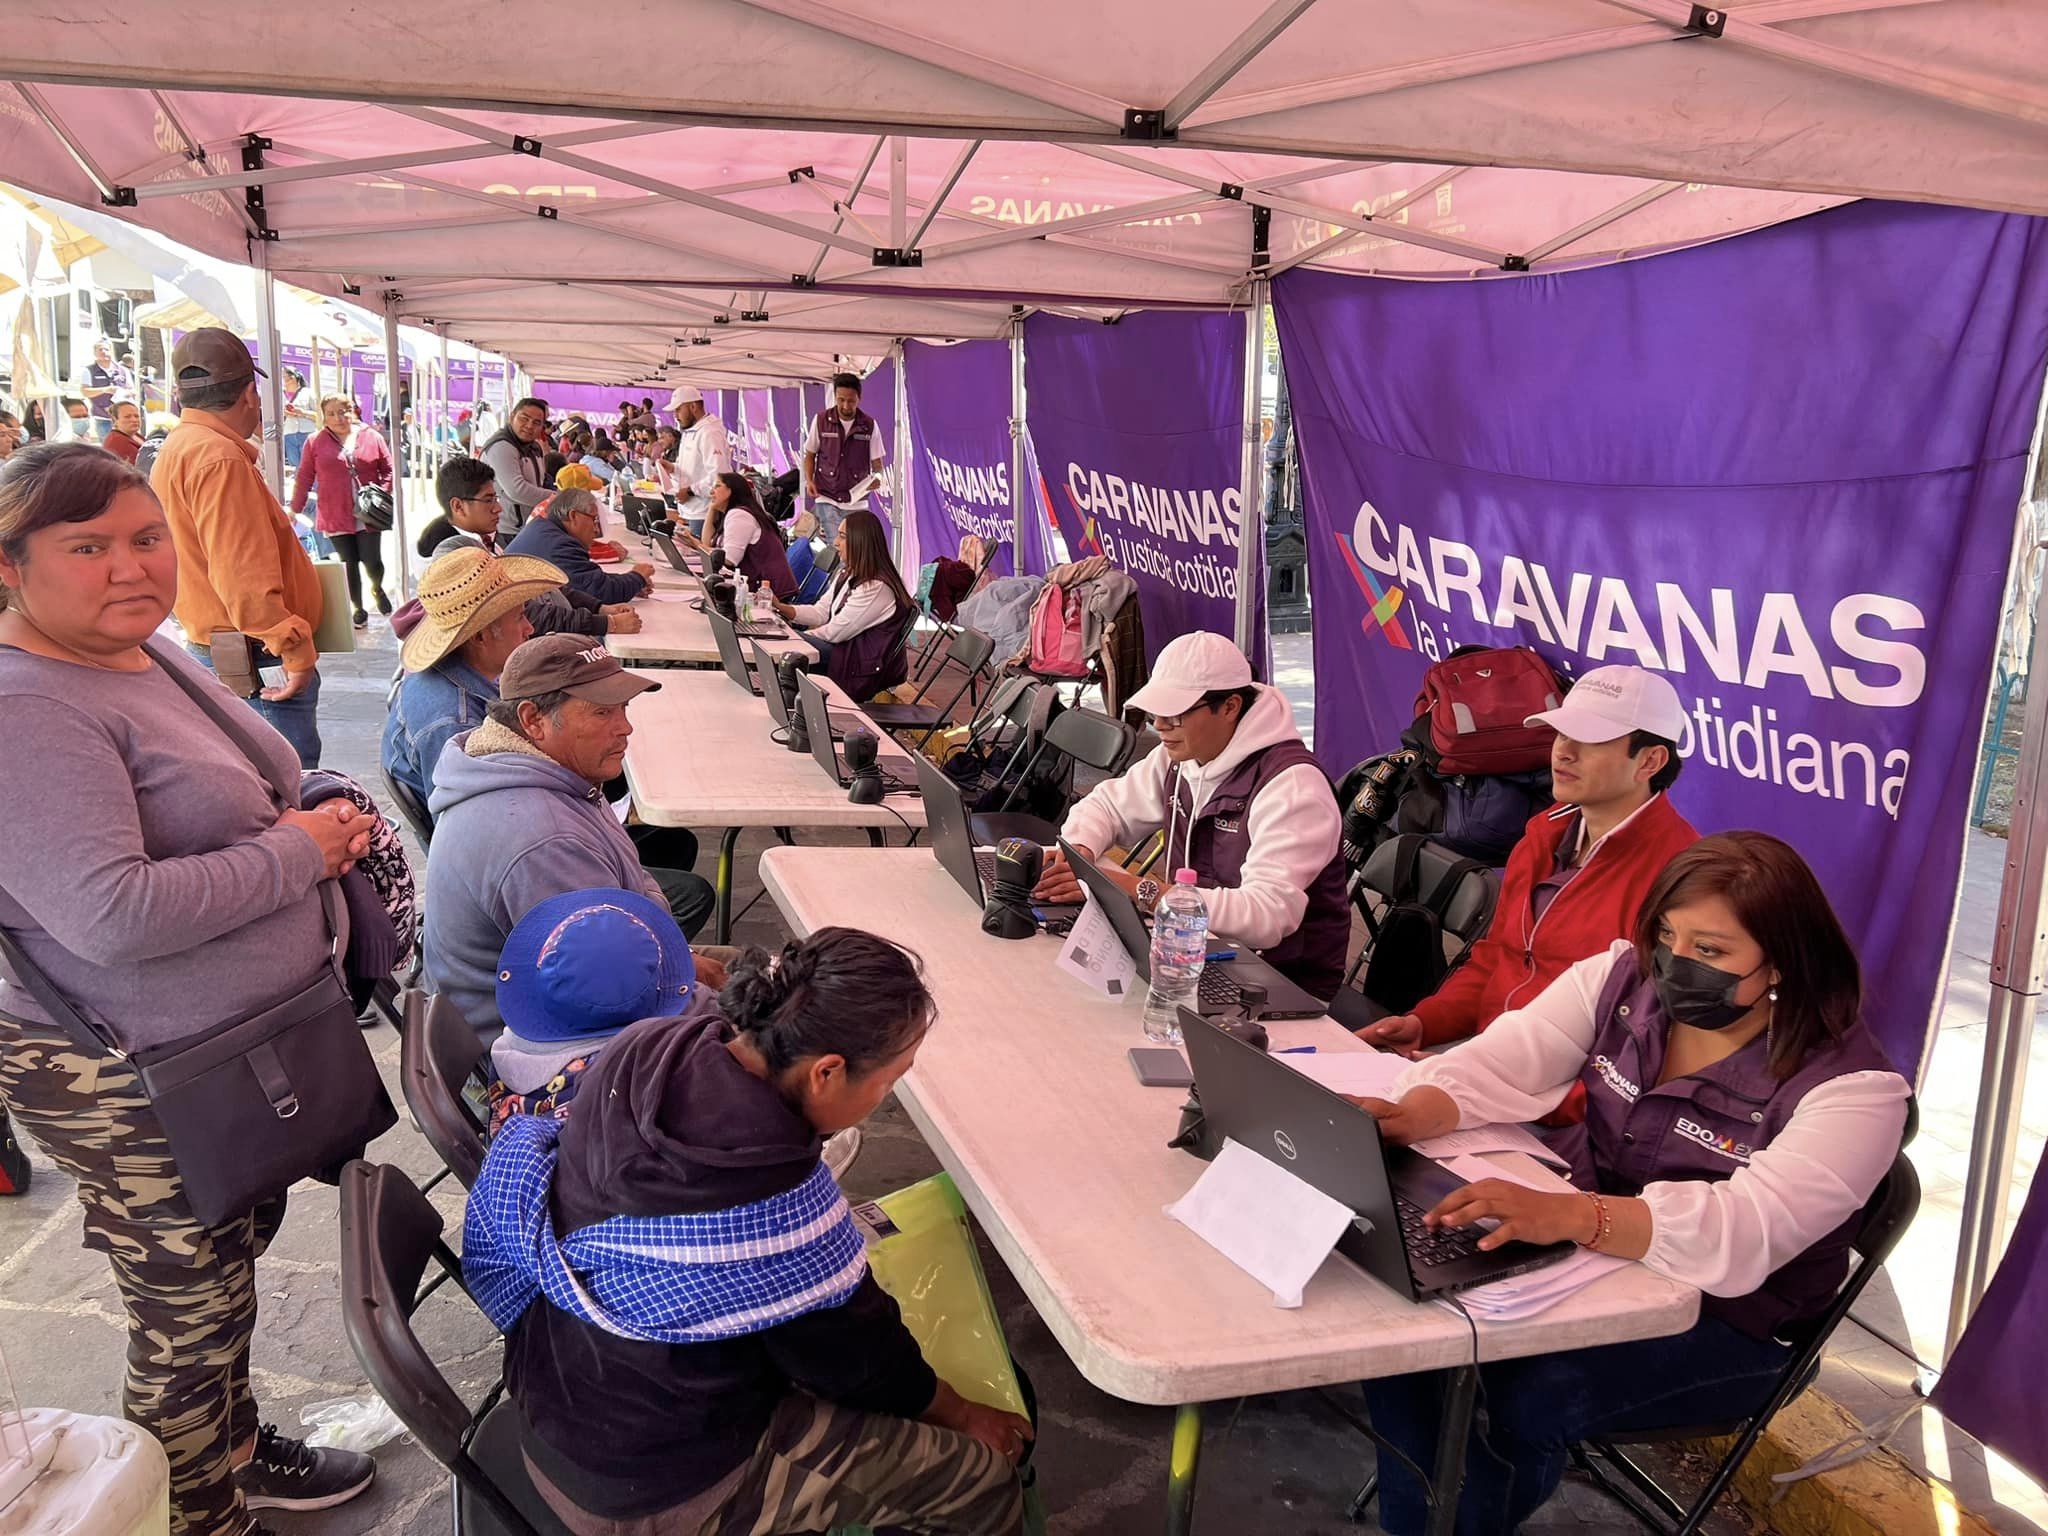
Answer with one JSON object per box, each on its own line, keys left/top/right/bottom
{"left": 751, "top": 641, "right": 858, "bottom": 742}
{"left": 912, "top": 752, "right": 1079, "bottom": 917}
{"left": 1059, "top": 838, "right": 1327, "bottom": 1019}
{"left": 653, "top": 530, "right": 697, "bottom": 573}
{"left": 1180, "top": 1010, "right": 1573, "bottom": 1298}
{"left": 796, "top": 672, "right": 915, "bottom": 794}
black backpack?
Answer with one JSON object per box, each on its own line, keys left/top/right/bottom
{"left": 1359, "top": 835, "right": 1490, "bottom": 1014}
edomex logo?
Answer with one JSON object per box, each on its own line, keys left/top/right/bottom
{"left": 1330, "top": 507, "right": 1410, "bottom": 649}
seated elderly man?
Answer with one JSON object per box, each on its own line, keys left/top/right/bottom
{"left": 381, "top": 547, "right": 558, "bottom": 810}
{"left": 423, "top": 634, "right": 721, "bottom": 1036}
{"left": 505, "top": 486, "right": 654, "bottom": 606}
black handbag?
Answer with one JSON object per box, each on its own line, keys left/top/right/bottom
{"left": 346, "top": 445, "right": 395, "bottom": 532}
{"left": 0, "top": 644, "right": 396, "bottom": 1226}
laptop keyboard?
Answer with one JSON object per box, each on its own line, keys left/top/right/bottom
{"left": 1397, "top": 1192, "right": 1489, "bottom": 1270}
{"left": 734, "top": 622, "right": 787, "bottom": 639}
{"left": 974, "top": 849, "right": 999, "bottom": 888}
{"left": 1196, "top": 967, "right": 1242, "bottom": 1008}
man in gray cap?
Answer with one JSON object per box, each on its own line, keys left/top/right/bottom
{"left": 422, "top": 634, "right": 721, "bottom": 1036}
{"left": 151, "top": 326, "right": 328, "bottom": 767}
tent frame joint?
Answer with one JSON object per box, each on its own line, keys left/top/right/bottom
{"left": 1687, "top": 4, "right": 1728, "bottom": 37}
{"left": 1122, "top": 108, "right": 1176, "bottom": 141}
{"left": 536, "top": 205, "right": 560, "bottom": 220}
{"left": 240, "top": 133, "right": 276, "bottom": 243}
{"left": 790, "top": 273, "right": 817, "bottom": 289}
{"left": 788, "top": 165, "right": 815, "bottom": 182}
{"left": 1501, "top": 254, "right": 1531, "bottom": 272}
{"left": 101, "top": 185, "right": 138, "bottom": 208}
{"left": 512, "top": 135, "right": 543, "bottom": 156}
{"left": 1218, "top": 182, "right": 1245, "bottom": 201}
{"left": 872, "top": 247, "right": 924, "bottom": 267}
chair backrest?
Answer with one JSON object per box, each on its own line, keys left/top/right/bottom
{"left": 1358, "top": 835, "right": 1498, "bottom": 942}
{"left": 946, "top": 626, "right": 996, "bottom": 681}
{"left": 382, "top": 768, "right": 435, "bottom": 848}
{"left": 337, "top": 1161, "right": 555, "bottom": 1536}
{"left": 1042, "top": 705, "right": 1137, "bottom": 775}
{"left": 814, "top": 545, "right": 840, "bottom": 577}
{"left": 399, "top": 990, "right": 488, "bottom": 1188}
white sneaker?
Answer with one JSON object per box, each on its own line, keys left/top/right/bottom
{"left": 822, "top": 1127, "right": 863, "bottom": 1181}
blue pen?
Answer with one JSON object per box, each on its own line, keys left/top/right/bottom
{"left": 1277, "top": 1046, "right": 1318, "bottom": 1055}
{"left": 1207, "top": 948, "right": 1238, "bottom": 962}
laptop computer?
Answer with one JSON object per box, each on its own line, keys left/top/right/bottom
{"left": 796, "top": 672, "right": 916, "bottom": 794}
{"left": 912, "top": 752, "right": 1080, "bottom": 917}
{"left": 697, "top": 572, "right": 787, "bottom": 640}
{"left": 1179, "top": 1010, "right": 1574, "bottom": 1298}
{"left": 751, "top": 641, "right": 859, "bottom": 742}
{"left": 1059, "top": 837, "right": 1327, "bottom": 1019}
{"left": 653, "top": 531, "right": 695, "bottom": 572}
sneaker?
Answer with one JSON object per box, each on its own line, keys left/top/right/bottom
{"left": 234, "top": 1423, "right": 375, "bottom": 1512}
{"left": 373, "top": 586, "right": 393, "bottom": 615}
{"left": 822, "top": 1127, "right": 863, "bottom": 1181}
{"left": 351, "top": 608, "right": 370, "bottom": 629}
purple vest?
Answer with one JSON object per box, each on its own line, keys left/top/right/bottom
{"left": 1168, "top": 741, "right": 1349, "bottom": 998}
{"left": 736, "top": 523, "right": 797, "bottom": 600}
{"left": 811, "top": 409, "right": 876, "bottom": 501}
{"left": 1556, "top": 954, "right": 1898, "bottom": 1341}
{"left": 820, "top": 581, "right": 908, "bottom": 701}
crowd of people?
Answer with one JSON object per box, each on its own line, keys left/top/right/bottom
{"left": 0, "top": 326, "right": 1914, "bottom": 1536}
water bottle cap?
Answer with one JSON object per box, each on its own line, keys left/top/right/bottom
{"left": 1173, "top": 868, "right": 1199, "bottom": 884}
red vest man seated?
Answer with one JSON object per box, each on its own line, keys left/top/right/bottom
{"left": 1359, "top": 663, "right": 1700, "bottom": 1068}
{"left": 1032, "top": 631, "right": 1351, "bottom": 998}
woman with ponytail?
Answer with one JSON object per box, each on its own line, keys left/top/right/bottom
{"left": 464, "top": 926, "right": 1032, "bottom": 1535}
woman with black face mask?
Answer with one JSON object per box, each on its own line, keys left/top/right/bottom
{"left": 1353, "top": 831, "right": 1910, "bottom": 1536}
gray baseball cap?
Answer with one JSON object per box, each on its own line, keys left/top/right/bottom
{"left": 499, "top": 634, "right": 660, "bottom": 706}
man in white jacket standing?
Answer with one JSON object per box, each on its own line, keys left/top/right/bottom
{"left": 1033, "top": 630, "right": 1350, "bottom": 997}
{"left": 667, "top": 385, "right": 732, "bottom": 531}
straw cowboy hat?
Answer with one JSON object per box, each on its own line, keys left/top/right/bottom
{"left": 400, "top": 545, "right": 566, "bottom": 673}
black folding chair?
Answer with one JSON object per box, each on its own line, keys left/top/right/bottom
{"left": 337, "top": 1161, "right": 572, "bottom": 1536}
{"left": 869, "top": 628, "right": 997, "bottom": 741}
{"left": 382, "top": 767, "right": 435, "bottom": 848}
{"left": 399, "top": 990, "right": 489, "bottom": 1191}
{"left": 1327, "top": 835, "right": 1500, "bottom": 1029}
{"left": 970, "top": 705, "right": 1138, "bottom": 848}
{"left": 1344, "top": 1120, "right": 1921, "bottom": 1534}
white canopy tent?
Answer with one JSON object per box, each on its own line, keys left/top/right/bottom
{"left": 0, "top": 1, "right": 2040, "bottom": 384}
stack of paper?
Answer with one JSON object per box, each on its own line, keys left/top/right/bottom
{"left": 1434, "top": 1154, "right": 1630, "bottom": 1320}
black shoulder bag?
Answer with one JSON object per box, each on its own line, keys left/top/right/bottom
{"left": 0, "top": 644, "right": 396, "bottom": 1225}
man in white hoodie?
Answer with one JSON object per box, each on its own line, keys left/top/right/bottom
{"left": 1033, "top": 630, "right": 1350, "bottom": 997}
{"left": 667, "top": 384, "right": 732, "bottom": 531}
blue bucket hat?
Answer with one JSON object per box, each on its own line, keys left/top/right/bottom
{"left": 496, "top": 888, "right": 694, "bottom": 1044}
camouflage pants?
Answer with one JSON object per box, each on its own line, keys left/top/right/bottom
{"left": 0, "top": 1011, "right": 285, "bottom": 1536}
{"left": 529, "top": 1391, "right": 1024, "bottom": 1536}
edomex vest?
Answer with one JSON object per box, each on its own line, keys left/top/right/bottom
{"left": 736, "top": 525, "right": 798, "bottom": 600}
{"left": 811, "top": 408, "right": 876, "bottom": 502}
{"left": 1554, "top": 953, "right": 1898, "bottom": 1342}
{"left": 1168, "top": 742, "right": 1349, "bottom": 998}
{"left": 821, "top": 583, "right": 908, "bottom": 702}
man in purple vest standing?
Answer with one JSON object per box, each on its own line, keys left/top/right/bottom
{"left": 1033, "top": 631, "right": 1350, "bottom": 997}
{"left": 801, "top": 371, "right": 886, "bottom": 543}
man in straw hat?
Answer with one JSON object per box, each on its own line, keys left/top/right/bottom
{"left": 381, "top": 547, "right": 565, "bottom": 810}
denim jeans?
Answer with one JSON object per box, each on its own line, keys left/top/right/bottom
{"left": 1365, "top": 1314, "right": 1790, "bottom": 1536}
{"left": 186, "top": 644, "right": 324, "bottom": 770}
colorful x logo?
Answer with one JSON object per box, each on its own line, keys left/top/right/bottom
{"left": 1331, "top": 531, "right": 1411, "bottom": 648}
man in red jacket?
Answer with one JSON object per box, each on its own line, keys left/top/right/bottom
{"left": 1359, "top": 664, "right": 1700, "bottom": 1064}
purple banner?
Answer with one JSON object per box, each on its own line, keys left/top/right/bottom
{"left": 711, "top": 388, "right": 740, "bottom": 437}
{"left": 1025, "top": 311, "right": 1252, "bottom": 665}
{"left": 860, "top": 360, "right": 897, "bottom": 540}
{"left": 736, "top": 388, "right": 776, "bottom": 471}
{"left": 531, "top": 380, "right": 634, "bottom": 426}
{"left": 1937, "top": 1162, "right": 2048, "bottom": 1484}
{"left": 1276, "top": 200, "right": 2048, "bottom": 1079}
{"left": 770, "top": 386, "right": 803, "bottom": 474}
{"left": 904, "top": 340, "right": 1018, "bottom": 576}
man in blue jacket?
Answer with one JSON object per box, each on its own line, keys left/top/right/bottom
{"left": 505, "top": 488, "right": 654, "bottom": 607}
{"left": 382, "top": 546, "right": 564, "bottom": 811}
{"left": 423, "top": 635, "right": 720, "bottom": 1036}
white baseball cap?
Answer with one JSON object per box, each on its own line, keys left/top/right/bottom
{"left": 1526, "top": 664, "right": 1687, "bottom": 744}
{"left": 1126, "top": 631, "right": 1255, "bottom": 718}
{"left": 667, "top": 385, "right": 704, "bottom": 410}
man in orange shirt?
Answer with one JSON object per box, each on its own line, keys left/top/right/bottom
{"left": 151, "top": 327, "right": 328, "bottom": 766}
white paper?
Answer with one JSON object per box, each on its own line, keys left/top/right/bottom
{"left": 1414, "top": 1122, "right": 1570, "bottom": 1169}
{"left": 1056, "top": 891, "right": 1139, "bottom": 1001}
{"left": 1164, "top": 1138, "right": 1356, "bottom": 1308}
{"left": 1433, "top": 1154, "right": 1630, "bottom": 1319}
{"left": 1275, "top": 1049, "right": 1409, "bottom": 1101}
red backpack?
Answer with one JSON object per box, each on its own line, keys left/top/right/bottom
{"left": 1025, "top": 582, "right": 1090, "bottom": 678}
{"left": 1410, "top": 645, "right": 1564, "bottom": 776}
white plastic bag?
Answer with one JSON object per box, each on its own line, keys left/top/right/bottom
{"left": 297, "top": 1393, "right": 409, "bottom": 1452}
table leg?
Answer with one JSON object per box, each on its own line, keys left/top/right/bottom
{"left": 713, "top": 826, "right": 741, "bottom": 944}
{"left": 1166, "top": 1402, "right": 1202, "bottom": 1536}
{"left": 1424, "top": 1364, "right": 1480, "bottom": 1536}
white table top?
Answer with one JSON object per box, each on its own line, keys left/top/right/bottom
{"left": 624, "top": 670, "right": 928, "bottom": 830}
{"left": 760, "top": 846, "right": 1699, "bottom": 1407}
{"left": 607, "top": 587, "right": 818, "bottom": 665}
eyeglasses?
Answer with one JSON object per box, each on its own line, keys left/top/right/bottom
{"left": 460, "top": 490, "right": 503, "bottom": 508}
{"left": 1150, "top": 701, "right": 1220, "bottom": 730}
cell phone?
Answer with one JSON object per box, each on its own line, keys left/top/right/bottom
{"left": 1128, "top": 1046, "right": 1194, "bottom": 1089}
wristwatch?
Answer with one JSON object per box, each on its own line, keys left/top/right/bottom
{"left": 1133, "top": 877, "right": 1164, "bottom": 915}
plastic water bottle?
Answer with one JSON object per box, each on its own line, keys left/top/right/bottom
{"left": 1141, "top": 869, "right": 1210, "bottom": 1043}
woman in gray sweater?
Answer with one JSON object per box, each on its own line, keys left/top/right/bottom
{"left": 0, "top": 443, "right": 381, "bottom": 1536}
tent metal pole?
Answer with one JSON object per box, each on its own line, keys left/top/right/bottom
{"left": 380, "top": 294, "right": 412, "bottom": 596}
{"left": 1946, "top": 394, "right": 2048, "bottom": 1353}
{"left": 252, "top": 260, "right": 286, "bottom": 498}
{"left": 1009, "top": 313, "right": 1026, "bottom": 572}
{"left": 892, "top": 338, "right": 910, "bottom": 566}
{"left": 1233, "top": 279, "right": 1268, "bottom": 657}
{"left": 437, "top": 326, "right": 450, "bottom": 458}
